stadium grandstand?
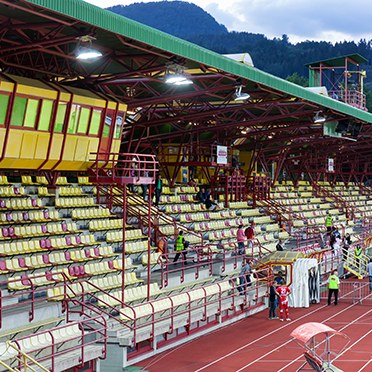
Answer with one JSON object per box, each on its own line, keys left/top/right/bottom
{"left": 0, "top": 0, "right": 371, "bottom": 371}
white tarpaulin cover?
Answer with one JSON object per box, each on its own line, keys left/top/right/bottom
{"left": 289, "top": 258, "right": 319, "bottom": 308}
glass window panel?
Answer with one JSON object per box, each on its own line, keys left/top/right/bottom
{"left": 68, "top": 104, "right": 80, "bottom": 134}
{"left": 38, "top": 99, "right": 53, "bottom": 131}
{"left": 55, "top": 102, "right": 67, "bottom": 133}
{"left": 24, "top": 99, "right": 39, "bottom": 128}
{"left": 10, "top": 96, "right": 27, "bottom": 126}
{"left": 0, "top": 94, "right": 10, "bottom": 125}
{"left": 77, "top": 107, "right": 90, "bottom": 134}
{"left": 114, "top": 112, "right": 124, "bottom": 139}
{"left": 102, "top": 113, "right": 112, "bottom": 138}
{"left": 89, "top": 109, "right": 101, "bottom": 135}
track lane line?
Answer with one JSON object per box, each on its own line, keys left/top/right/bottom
{"left": 333, "top": 327, "right": 372, "bottom": 360}
{"left": 358, "top": 358, "right": 372, "bottom": 371}
{"left": 236, "top": 304, "right": 372, "bottom": 371}
{"left": 273, "top": 307, "right": 372, "bottom": 372}
{"left": 195, "top": 302, "right": 336, "bottom": 371}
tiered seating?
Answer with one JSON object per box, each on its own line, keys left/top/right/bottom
{"left": 164, "top": 203, "right": 206, "bottom": 214}
{"left": 106, "top": 228, "right": 145, "bottom": 242}
{"left": 48, "top": 273, "right": 143, "bottom": 300}
{"left": 125, "top": 240, "right": 156, "bottom": 253}
{"left": 119, "top": 280, "right": 231, "bottom": 321}
{"left": 141, "top": 252, "right": 162, "bottom": 265}
{"left": 0, "top": 198, "right": 42, "bottom": 210}
{"left": 97, "top": 282, "right": 162, "bottom": 307}
{"left": 0, "top": 321, "right": 104, "bottom": 370}
{"left": 78, "top": 176, "right": 92, "bottom": 185}
{"left": 56, "top": 197, "right": 96, "bottom": 208}
{"left": 71, "top": 207, "right": 113, "bottom": 219}
{"left": 89, "top": 218, "right": 126, "bottom": 231}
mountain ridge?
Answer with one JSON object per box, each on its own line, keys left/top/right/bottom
{"left": 107, "top": 1, "right": 372, "bottom": 97}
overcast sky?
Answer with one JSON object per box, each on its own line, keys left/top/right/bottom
{"left": 84, "top": 0, "right": 372, "bottom": 44}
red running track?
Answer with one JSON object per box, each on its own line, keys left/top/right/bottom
{"left": 140, "top": 296, "right": 372, "bottom": 371}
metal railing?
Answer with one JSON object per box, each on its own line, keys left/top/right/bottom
{"left": 12, "top": 316, "right": 106, "bottom": 372}
{"left": 319, "top": 281, "right": 371, "bottom": 304}
{"left": 0, "top": 342, "right": 49, "bottom": 372}
{"left": 159, "top": 246, "right": 213, "bottom": 288}
{"left": 89, "top": 152, "right": 158, "bottom": 185}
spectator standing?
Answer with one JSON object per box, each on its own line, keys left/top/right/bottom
{"left": 154, "top": 174, "right": 163, "bottom": 206}
{"left": 268, "top": 282, "right": 278, "bottom": 319}
{"left": 276, "top": 284, "right": 291, "bottom": 321}
{"left": 329, "top": 231, "right": 336, "bottom": 254}
{"left": 140, "top": 171, "right": 149, "bottom": 201}
{"left": 342, "top": 233, "right": 351, "bottom": 261}
{"left": 237, "top": 224, "right": 245, "bottom": 256}
{"left": 325, "top": 212, "right": 333, "bottom": 233}
{"left": 354, "top": 245, "right": 362, "bottom": 269}
{"left": 274, "top": 271, "right": 285, "bottom": 285}
{"left": 244, "top": 221, "right": 255, "bottom": 248}
{"left": 368, "top": 258, "right": 372, "bottom": 292}
{"left": 173, "top": 230, "right": 187, "bottom": 264}
{"left": 237, "top": 258, "right": 251, "bottom": 295}
{"left": 327, "top": 270, "right": 340, "bottom": 305}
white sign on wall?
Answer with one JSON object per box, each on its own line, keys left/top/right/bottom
{"left": 216, "top": 145, "right": 228, "bottom": 165}
{"left": 328, "top": 158, "right": 334, "bottom": 172}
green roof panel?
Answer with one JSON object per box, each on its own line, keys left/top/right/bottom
{"left": 24, "top": 0, "right": 372, "bottom": 124}
{"left": 306, "top": 53, "right": 368, "bottom": 68}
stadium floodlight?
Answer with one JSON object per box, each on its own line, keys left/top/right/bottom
{"left": 75, "top": 35, "right": 102, "bottom": 61}
{"left": 234, "top": 85, "right": 250, "bottom": 101}
{"left": 313, "top": 111, "right": 326, "bottom": 124}
{"left": 164, "top": 64, "right": 193, "bottom": 85}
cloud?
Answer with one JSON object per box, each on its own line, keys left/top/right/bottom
{"left": 84, "top": 0, "right": 372, "bottom": 43}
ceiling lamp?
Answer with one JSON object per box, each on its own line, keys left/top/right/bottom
{"left": 75, "top": 35, "right": 102, "bottom": 61}
{"left": 313, "top": 111, "right": 326, "bottom": 124}
{"left": 234, "top": 85, "right": 250, "bottom": 101}
{"left": 164, "top": 64, "right": 193, "bottom": 85}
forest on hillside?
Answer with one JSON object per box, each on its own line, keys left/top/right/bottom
{"left": 109, "top": 1, "right": 372, "bottom": 109}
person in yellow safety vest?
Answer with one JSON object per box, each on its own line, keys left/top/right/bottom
{"left": 354, "top": 245, "right": 363, "bottom": 269}
{"left": 325, "top": 213, "right": 333, "bottom": 233}
{"left": 327, "top": 270, "right": 340, "bottom": 305}
{"left": 173, "top": 230, "right": 187, "bottom": 264}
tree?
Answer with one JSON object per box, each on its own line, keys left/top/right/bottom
{"left": 286, "top": 73, "right": 308, "bottom": 87}
{"left": 364, "top": 88, "right": 372, "bottom": 112}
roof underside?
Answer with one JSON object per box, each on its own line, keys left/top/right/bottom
{"left": 306, "top": 53, "right": 368, "bottom": 68}
{"left": 0, "top": 0, "right": 371, "bottom": 171}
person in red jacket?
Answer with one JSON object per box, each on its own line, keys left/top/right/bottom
{"left": 276, "top": 284, "right": 291, "bottom": 321}
{"left": 244, "top": 221, "right": 255, "bottom": 249}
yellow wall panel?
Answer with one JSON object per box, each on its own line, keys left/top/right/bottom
{"left": 49, "top": 134, "right": 63, "bottom": 160}
{"left": 0, "top": 158, "right": 43, "bottom": 169}
{"left": 73, "top": 96, "right": 106, "bottom": 108}
{"left": 20, "top": 132, "right": 38, "bottom": 158}
{"left": 0, "top": 81, "right": 14, "bottom": 93}
{"left": 5, "top": 130, "right": 22, "bottom": 158}
{"left": 107, "top": 101, "right": 117, "bottom": 110}
{"left": 34, "top": 133, "right": 50, "bottom": 160}
{"left": 0, "top": 128, "right": 6, "bottom": 153}
{"left": 17, "top": 85, "right": 57, "bottom": 100}
{"left": 63, "top": 136, "right": 78, "bottom": 161}
{"left": 74, "top": 137, "right": 90, "bottom": 162}
{"left": 118, "top": 103, "right": 127, "bottom": 112}
{"left": 60, "top": 92, "right": 71, "bottom": 102}
{"left": 39, "top": 160, "right": 59, "bottom": 170}
{"left": 89, "top": 138, "right": 99, "bottom": 155}
{"left": 111, "top": 139, "right": 120, "bottom": 154}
